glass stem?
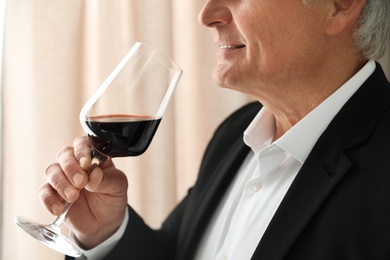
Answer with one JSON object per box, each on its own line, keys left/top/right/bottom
{"left": 49, "top": 202, "right": 73, "bottom": 229}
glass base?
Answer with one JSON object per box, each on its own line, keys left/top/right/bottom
{"left": 14, "top": 216, "right": 82, "bottom": 257}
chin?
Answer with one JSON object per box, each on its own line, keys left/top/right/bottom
{"left": 213, "top": 68, "right": 237, "bottom": 89}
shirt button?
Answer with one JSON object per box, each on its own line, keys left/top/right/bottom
{"left": 220, "top": 257, "right": 227, "bottom": 260}
{"left": 252, "top": 183, "right": 262, "bottom": 192}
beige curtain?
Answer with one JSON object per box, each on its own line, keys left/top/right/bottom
{"left": 1, "top": 1, "right": 389, "bottom": 259}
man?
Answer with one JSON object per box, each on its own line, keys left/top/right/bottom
{"left": 41, "top": 0, "right": 390, "bottom": 259}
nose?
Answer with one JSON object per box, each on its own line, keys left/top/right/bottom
{"left": 198, "top": 0, "right": 231, "bottom": 28}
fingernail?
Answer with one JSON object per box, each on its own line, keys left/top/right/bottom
{"left": 73, "top": 173, "right": 84, "bottom": 186}
{"left": 79, "top": 157, "right": 87, "bottom": 168}
{"left": 64, "top": 187, "right": 76, "bottom": 200}
{"left": 51, "top": 203, "right": 60, "bottom": 215}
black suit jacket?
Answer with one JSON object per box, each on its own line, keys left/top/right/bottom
{"left": 68, "top": 63, "right": 390, "bottom": 259}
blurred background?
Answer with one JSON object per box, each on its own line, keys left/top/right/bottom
{"left": 0, "top": 1, "right": 389, "bottom": 259}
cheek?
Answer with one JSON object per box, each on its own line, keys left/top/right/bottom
{"left": 245, "top": 38, "right": 283, "bottom": 80}
{"left": 249, "top": 20, "right": 321, "bottom": 70}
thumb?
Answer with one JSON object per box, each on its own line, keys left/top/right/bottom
{"left": 85, "top": 166, "right": 104, "bottom": 192}
{"left": 85, "top": 165, "right": 128, "bottom": 195}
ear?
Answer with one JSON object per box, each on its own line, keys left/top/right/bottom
{"left": 325, "top": 0, "right": 366, "bottom": 36}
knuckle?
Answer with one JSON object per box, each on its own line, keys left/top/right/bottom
{"left": 61, "top": 157, "right": 77, "bottom": 173}
{"left": 39, "top": 186, "right": 52, "bottom": 205}
{"left": 56, "top": 146, "right": 74, "bottom": 160}
{"left": 45, "top": 162, "right": 59, "bottom": 176}
{"left": 45, "top": 166, "right": 72, "bottom": 197}
{"left": 73, "top": 137, "right": 92, "bottom": 159}
{"left": 52, "top": 175, "right": 70, "bottom": 193}
{"left": 74, "top": 135, "right": 88, "bottom": 144}
{"left": 38, "top": 183, "right": 60, "bottom": 208}
{"left": 74, "top": 147, "right": 92, "bottom": 161}
{"left": 73, "top": 136, "right": 90, "bottom": 149}
{"left": 57, "top": 150, "right": 81, "bottom": 177}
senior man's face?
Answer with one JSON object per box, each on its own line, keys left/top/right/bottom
{"left": 199, "top": 0, "right": 330, "bottom": 97}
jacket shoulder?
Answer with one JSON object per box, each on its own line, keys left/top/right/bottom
{"left": 198, "top": 101, "right": 262, "bottom": 173}
{"left": 214, "top": 101, "right": 262, "bottom": 140}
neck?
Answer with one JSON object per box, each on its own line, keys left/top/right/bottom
{"left": 260, "top": 56, "right": 367, "bottom": 141}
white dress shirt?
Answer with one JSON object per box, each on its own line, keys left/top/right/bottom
{"left": 194, "top": 60, "right": 375, "bottom": 260}
{"left": 77, "top": 61, "right": 375, "bottom": 259}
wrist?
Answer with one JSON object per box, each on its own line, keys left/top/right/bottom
{"left": 71, "top": 208, "right": 127, "bottom": 250}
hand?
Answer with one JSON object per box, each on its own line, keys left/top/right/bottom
{"left": 39, "top": 136, "right": 128, "bottom": 249}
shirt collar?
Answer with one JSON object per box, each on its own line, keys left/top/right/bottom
{"left": 244, "top": 60, "right": 376, "bottom": 163}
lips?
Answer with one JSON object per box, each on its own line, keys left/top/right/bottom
{"left": 218, "top": 44, "right": 246, "bottom": 50}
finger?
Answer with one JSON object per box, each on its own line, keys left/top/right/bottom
{"left": 85, "top": 166, "right": 104, "bottom": 192}
{"left": 39, "top": 182, "right": 66, "bottom": 216}
{"left": 73, "top": 136, "right": 93, "bottom": 171}
{"left": 84, "top": 158, "right": 115, "bottom": 191}
{"left": 99, "top": 157, "right": 114, "bottom": 170}
{"left": 85, "top": 165, "right": 128, "bottom": 196}
{"left": 56, "top": 146, "right": 88, "bottom": 189}
{"left": 45, "top": 162, "right": 81, "bottom": 202}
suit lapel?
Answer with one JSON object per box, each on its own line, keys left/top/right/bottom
{"left": 252, "top": 147, "right": 353, "bottom": 259}
{"left": 252, "top": 64, "right": 390, "bottom": 259}
{"left": 176, "top": 102, "right": 262, "bottom": 260}
{"left": 177, "top": 137, "right": 251, "bottom": 259}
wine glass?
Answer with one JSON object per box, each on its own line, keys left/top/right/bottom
{"left": 14, "top": 42, "right": 182, "bottom": 257}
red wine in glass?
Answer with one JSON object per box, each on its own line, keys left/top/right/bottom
{"left": 86, "top": 114, "right": 162, "bottom": 157}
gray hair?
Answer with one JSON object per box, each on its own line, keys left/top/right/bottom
{"left": 303, "top": 0, "right": 390, "bottom": 60}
